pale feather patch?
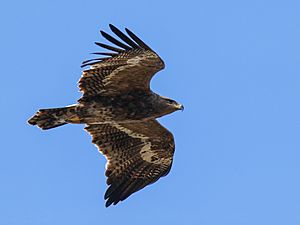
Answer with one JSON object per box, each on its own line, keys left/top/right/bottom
{"left": 100, "top": 64, "right": 135, "bottom": 87}
{"left": 139, "top": 143, "right": 172, "bottom": 165}
{"left": 127, "top": 54, "right": 146, "bottom": 64}
{"left": 111, "top": 123, "right": 148, "bottom": 139}
{"left": 139, "top": 143, "right": 155, "bottom": 163}
{"left": 111, "top": 123, "right": 172, "bottom": 165}
{"left": 100, "top": 54, "right": 149, "bottom": 88}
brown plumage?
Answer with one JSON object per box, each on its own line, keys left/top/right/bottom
{"left": 28, "top": 24, "right": 183, "bottom": 207}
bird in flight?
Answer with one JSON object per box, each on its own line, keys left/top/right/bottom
{"left": 28, "top": 24, "right": 183, "bottom": 207}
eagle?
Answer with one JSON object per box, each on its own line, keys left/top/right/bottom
{"left": 28, "top": 24, "right": 183, "bottom": 207}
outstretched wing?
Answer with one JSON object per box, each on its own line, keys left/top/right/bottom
{"left": 78, "top": 24, "right": 165, "bottom": 99}
{"left": 85, "top": 120, "right": 175, "bottom": 207}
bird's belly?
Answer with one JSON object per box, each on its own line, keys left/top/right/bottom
{"left": 77, "top": 100, "right": 157, "bottom": 124}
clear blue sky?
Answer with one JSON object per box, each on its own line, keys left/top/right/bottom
{"left": 1, "top": 0, "right": 300, "bottom": 224}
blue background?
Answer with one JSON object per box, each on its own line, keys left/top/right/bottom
{"left": 1, "top": 0, "right": 300, "bottom": 224}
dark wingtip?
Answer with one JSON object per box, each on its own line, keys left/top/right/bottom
{"left": 100, "top": 29, "right": 131, "bottom": 50}
{"left": 82, "top": 58, "right": 106, "bottom": 64}
{"left": 91, "top": 52, "right": 118, "bottom": 56}
{"left": 99, "top": 30, "right": 107, "bottom": 39}
{"left": 94, "top": 42, "right": 124, "bottom": 53}
{"left": 83, "top": 24, "right": 156, "bottom": 69}
{"left": 109, "top": 24, "right": 140, "bottom": 49}
{"left": 81, "top": 58, "right": 110, "bottom": 68}
{"left": 105, "top": 200, "right": 113, "bottom": 207}
{"left": 125, "top": 28, "right": 153, "bottom": 51}
{"left": 109, "top": 23, "right": 115, "bottom": 30}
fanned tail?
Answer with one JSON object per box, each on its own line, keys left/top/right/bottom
{"left": 28, "top": 106, "right": 78, "bottom": 130}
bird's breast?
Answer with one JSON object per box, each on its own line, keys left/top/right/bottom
{"left": 79, "top": 93, "right": 159, "bottom": 122}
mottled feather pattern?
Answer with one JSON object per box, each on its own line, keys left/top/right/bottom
{"left": 85, "top": 121, "right": 174, "bottom": 207}
{"left": 79, "top": 64, "right": 122, "bottom": 97}
{"left": 79, "top": 50, "right": 164, "bottom": 97}
{"left": 79, "top": 25, "right": 165, "bottom": 98}
{"left": 28, "top": 106, "right": 77, "bottom": 130}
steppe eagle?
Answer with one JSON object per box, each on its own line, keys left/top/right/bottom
{"left": 28, "top": 24, "right": 183, "bottom": 207}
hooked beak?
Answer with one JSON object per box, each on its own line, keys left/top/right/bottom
{"left": 177, "top": 104, "right": 184, "bottom": 111}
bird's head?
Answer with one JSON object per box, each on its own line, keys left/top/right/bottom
{"left": 161, "top": 97, "right": 184, "bottom": 112}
